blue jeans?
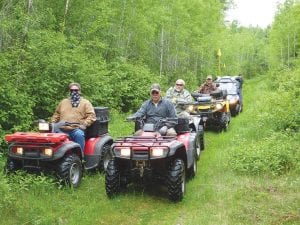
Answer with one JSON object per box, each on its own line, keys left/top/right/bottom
{"left": 60, "top": 129, "right": 85, "bottom": 152}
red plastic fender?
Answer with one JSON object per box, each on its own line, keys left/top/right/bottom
{"left": 176, "top": 132, "right": 190, "bottom": 150}
{"left": 84, "top": 137, "right": 100, "bottom": 155}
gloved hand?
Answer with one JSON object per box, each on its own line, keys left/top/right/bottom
{"left": 79, "top": 124, "right": 87, "bottom": 130}
{"left": 159, "top": 126, "right": 168, "bottom": 135}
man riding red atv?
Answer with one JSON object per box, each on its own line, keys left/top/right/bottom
{"left": 4, "top": 107, "right": 113, "bottom": 188}
{"left": 105, "top": 117, "right": 200, "bottom": 202}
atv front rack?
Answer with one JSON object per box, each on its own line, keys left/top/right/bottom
{"left": 5, "top": 132, "right": 68, "bottom": 144}
{"left": 115, "top": 135, "right": 176, "bottom": 144}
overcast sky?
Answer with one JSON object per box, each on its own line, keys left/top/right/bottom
{"left": 225, "top": 0, "right": 285, "bottom": 28}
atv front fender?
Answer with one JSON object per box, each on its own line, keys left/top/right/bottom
{"left": 84, "top": 135, "right": 113, "bottom": 170}
{"left": 185, "top": 132, "right": 197, "bottom": 169}
{"left": 54, "top": 142, "right": 82, "bottom": 160}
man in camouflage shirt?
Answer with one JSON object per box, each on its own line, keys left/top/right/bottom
{"left": 165, "top": 79, "right": 192, "bottom": 118}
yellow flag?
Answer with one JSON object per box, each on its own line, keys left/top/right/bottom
{"left": 217, "top": 48, "right": 222, "bottom": 57}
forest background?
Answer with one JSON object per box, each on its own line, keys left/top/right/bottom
{"left": 0, "top": 0, "right": 299, "bottom": 224}
{"left": 0, "top": 0, "right": 298, "bottom": 138}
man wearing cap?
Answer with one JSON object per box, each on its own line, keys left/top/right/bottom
{"left": 131, "top": 83, "right": 177, "bottom": 136}
{"left": 51, "top": 82, "right": 96, "bottom": 152}
{"left": 165, "top": 79, "right": 192, "bottom": 118}
{"left": 198, "top": 75, "right": 218, "bottom": 94}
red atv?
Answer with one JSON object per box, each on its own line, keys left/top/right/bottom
{"left": 105, "top": 117, "right": 200, "bottom": 202}
{"left": 4, "top": 107, "right": 113, "bottom": 188}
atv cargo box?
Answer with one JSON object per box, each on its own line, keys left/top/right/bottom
{"left": 175, "top": 118, "right": 190, "bottom": 134}
{"left": 86, "top": 107, "right": 109, "bottom": 138}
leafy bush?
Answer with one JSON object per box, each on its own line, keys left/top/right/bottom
{"left": 0, "top": 173, "right": 14, "bottom": 211}
{"left": 265, "top": 69, "right": 300, "bottom": 132}
{"left": 230, "top": 132, "right": 299, "bottom": 176}
{"left": 5, "top": 171, "right": 57, "bottom": 191}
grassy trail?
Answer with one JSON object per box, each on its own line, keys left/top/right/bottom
{"left": 1, "top": 76, "right": 299, "bottom": 225}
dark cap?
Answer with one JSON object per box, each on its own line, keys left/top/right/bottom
{"left": 150, "top": 83, "right": 161, "bottom": 92}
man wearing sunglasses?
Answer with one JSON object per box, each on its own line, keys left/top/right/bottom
{"left": 51, "top": 82, "right": 96, "bottom": 152}
{"left": 165, "top": 79, "right": 192, "bottom": 118}
{"left": 198, "top": 75, "right": 218, "bottom": 94}
{"left": 132, "top": 83, "right": 177, "bottom": 136}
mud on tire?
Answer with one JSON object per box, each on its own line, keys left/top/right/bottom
{"left": 105, "top": 159, "right": 121, "bottom": 198}
{"left": 57, "top": 154, "right": 82, "bottom": 188}
{"left": 167, "top": 158, "right": 186, "bottom": 202}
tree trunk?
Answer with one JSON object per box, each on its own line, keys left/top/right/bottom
{"left": 159, "top": 26, "right": 164, "bottom": 76}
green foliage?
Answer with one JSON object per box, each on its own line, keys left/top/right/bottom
{"left": 230, "top": 133, "right": 299, "bottom": 175}
{"left": 268, "top": 1, "right": 300, "bottom": 70}
{"left": 220, "top": 26, "right": 269, "bottom": 77}
{"left": 91, "top": 61, "right": 158, "bottom": 112}
{"left": 0, "top": 173, "right": 14, "bottom": 211}
{"left": 264, "top": 74, "right": 300, "bottom": 132}
{"left": 5, "top": 171, "right": 57, "bottom": 191}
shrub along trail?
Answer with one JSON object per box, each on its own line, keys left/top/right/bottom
{"left": 0, "top": 76, "right": 299, "bottom": 225}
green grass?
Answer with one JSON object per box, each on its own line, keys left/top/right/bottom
{"left": 0, "top": 76, "right": 299, "bottom": 225}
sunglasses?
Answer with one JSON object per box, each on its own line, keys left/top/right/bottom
{"left": 70, "top": 89, "right": 79, "bottom": 92}
{"left": 151, "top": 91, "right": 159, "bottom": 95}
{"left": 176, "top": 83, "right": 183, "bottom": 86}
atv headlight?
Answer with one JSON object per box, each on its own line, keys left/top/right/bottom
{"left": 229, "top": 99, "right": 237, "bottom": 104}
{"left": 215, "top": 103, "right": 223, "bottom": 110}
{"left": 151, "top": 148, "right": 164, "bottom": 157}
{"left": 43, "top": 148, "right": 53, "bottom": 157}
{"left": 39, "top": 122, "right": 50, "bottom": 131}
{"left": 120, "top": 148, "right": 131, "bottom": 157}
{"left": 16, "top": 147, "right": 23, "bottom": 155}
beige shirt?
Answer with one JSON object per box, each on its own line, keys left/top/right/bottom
{"left": 51, "top": 97, "right": 96, "bottom": 130}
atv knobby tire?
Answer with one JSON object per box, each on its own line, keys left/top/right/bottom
{"left": 218, "top": 112, "right": 229, "bottom": 132}
{"left": 199, "top": 125, "right": 205, "bottom": 151}
{"left": 99, "top": 143, "right": 112, "bottom": 172}
{"left": 105, "top": 159, "right": 121, "bottom": 198}
{"left": 232, "top": 103, "right": 241, "bottom": 116}
{"left": 57, "top": 154, "right": 82, "bottom": 188}
{"left": 167, "top": 158, "right": 186, "bottom": 202}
